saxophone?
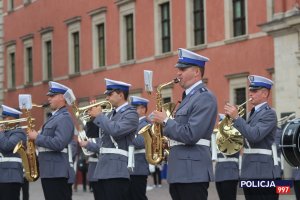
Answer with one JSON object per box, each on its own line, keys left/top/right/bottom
{"left": 13, "top": 109, "right": 39, "bottom": 182}
{"left": 139, "top": 78, "right": 180, "bottom": 165}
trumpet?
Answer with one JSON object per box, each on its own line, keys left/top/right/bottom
{"left": 72, "top": 100, "right": 112, "bottom": 156}
{"left": 73, "top": 101, "right": 113, "bottom": 125}
{"left": 0, "top": 118, "right": 35, "bottom": 131}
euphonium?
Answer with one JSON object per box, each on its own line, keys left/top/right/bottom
{"left": 72, "top": 100, "right": 112, "bottom": 156}
{"left": 13, "top": 109, "right": 39, "bottom": 182}
{"left": 139, "top": 78, "right": 180, "bottom": 165}
{"left": 216, "top": 98, "right": 252, "bottom": 155}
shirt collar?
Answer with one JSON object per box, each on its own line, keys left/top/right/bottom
{"left": 254, "top": 102, "right": 267, "bottom": 112}
{"left": 185, "top": 80, "right": 203, "bottom": 95}
{"left": 115, "top": 102, "right": 128, "bottom": 113}
{"left": 139, "top": 116, "right": 146, "bottom": 121}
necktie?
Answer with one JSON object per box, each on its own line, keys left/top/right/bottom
{"left": 249, "top": 107, "right": 255, "bottom": 117}
{"left": 112, "top": 109, "right": 116, "bottom": 117}
{"left": 182, "top": 91, "right": 186, "bottom": 100}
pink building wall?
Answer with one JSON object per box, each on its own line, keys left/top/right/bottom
{"left": 3, "top": 0, "right": 275, "bottom": 127}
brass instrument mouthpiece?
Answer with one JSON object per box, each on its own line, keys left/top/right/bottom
{"left": 174, "top": 77, "right": 181, "bottom": 83}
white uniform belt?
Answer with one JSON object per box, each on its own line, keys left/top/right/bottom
{"left": 100, "top": 148, "right": 128, "bottom": 157}
{"left": 0, "top": 157, "right": 22, "bottom": 163}
{"left": 88, "top": 157, "right": 98, "bottom": 162}
{"left": 134, "top": 149, "right": 146, "bottom": 154}
{"left": 38, "top": 147, "right": 68, "bottom": 153}
{"left": 217, "top": 158, "right": 239, "bottom": 163}
{"left": 244, "top": 148, "right": 272, "bottom": 155}
{"left": 170, "top": 139, "right": 210, "bottom": 147}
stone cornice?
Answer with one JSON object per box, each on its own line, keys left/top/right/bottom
{"left": 225, "top": 72, "right": 249, "bottom": 79}
{"left": 87, "top": 6, "right": 107, "bottom": 17}
{"left": 259, "top": 10, "right": 300, "bottom": 35}
{"left": 64, "top": 16, "right": 81, "bottom": 26}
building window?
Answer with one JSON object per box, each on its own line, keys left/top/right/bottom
{"left": 119, "top": 2, "right": 135, "bottom": 63}
{"left": 23, "top": 38, "right": 34, "bottom": 85}
{"left": 193, "top": 0, "right": 205, "bottom": 45}
{"left": 234, "top": 87, "right": 246, "bottom": 120}
{"left": 25, "top": 47, "right": 33, "bottom": 84}
{"left": 228, "top": 75, "right": 249, "bottom": 119}
{"left": 90, "top": 8, "right": 107, "bottom": 69}
{"left": 161, "top": 2, "right": 171, "bottom": 53}
{"left": 46, "top": 41, "right": 52, "bottom": 79}
{"left": 41, "top": 31, "right": 53, "bottom": 81}
{"left": 72, "top": 32, "right": 80, "bottom": 73}
{"left": 9, "top": 52, "right": 16, "bottom": 88}
{"left": 97, "top": 24, "right": 105, "bottom": 67}
{"left": 8, "top": 0, "right": 14, "bottom": 11}
{"left": 125, "top": 14, "right": 134, "bottom": 60}
{"left": 233, "top": 0, "right": 246, "bottom": 36}
{"left": 65, "top": 18, "right": 81, "bottom": 74}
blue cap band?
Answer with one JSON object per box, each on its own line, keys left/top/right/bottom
{"left": 2, "top": 111, "right": 20, "bottom": 118}
{"left": 250, "top": 82, "right": 271, "bottom": 89}
{"left": 178, "top": 57, "right": 206, "bottom": 67}
{"left": 131, "top": 101, "right": 148, "bottom": 106}
{"left": 49, "top": 88, "right": 67, "bottom": 94}
{"left": 107, "top": 85, "right": 129, "bottom": 91}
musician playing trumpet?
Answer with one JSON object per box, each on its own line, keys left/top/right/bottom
{"left": 0, "top": 105, "right": 26, "bottom": 200}
{"left": 83, "top": 78, "right": 139, "bottom": 200}
{"left": 224, "top": 75, "right": 278, "bottom": 200}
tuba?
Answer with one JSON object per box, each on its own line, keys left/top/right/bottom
{"left": 215, "top": 98, "right": 252, "bottom": 155}
{"left": 13, "top": 109, "right": 39, "bottom": 182}
{"left": 139, "top": 78, "right": 180, "bottom": 165}
{"left": 72, "top": 100, "right": 112, "bottom": 156}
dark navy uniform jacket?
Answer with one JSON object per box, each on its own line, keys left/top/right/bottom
{"left": 35, "top": 107, "right": 74, "bottom": 178}
{"left": 130, "top": 116, "right": 150, "bottom": 176}
{"left": 0, "top": 128, "right": 26, "bottom": 183}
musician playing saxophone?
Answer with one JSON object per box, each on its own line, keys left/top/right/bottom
{"left": 0, "top": 105, "right": 26, "bottom": 200}
{"left": 27, "top": 81, "right": 75, "bottom": 200}
{"left": 224, "top": 75, "right": 278, "bottom": 200}
{"left": 151, "top": 48, "right": 217, "bottom": 200}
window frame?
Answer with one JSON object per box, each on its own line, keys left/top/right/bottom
{"left": 41, "top": 31, "right": 53, "bottom": 81}
{"left": 119, "top": 2, "right": 135, "bottom": 63}
{"left": 67, "top": 21, "right": 81, "bottom": 75}
{"left": 232, "top": 0, "right": 246, "bottom": 37}
{"left": 23, "top": 39, "right": 34, "bottom": 85}
{"left": 154, "top": 0, "right": 172, "bottom": 55}
{"left": 6, "top": 45, "right": 16, "bottom": 88}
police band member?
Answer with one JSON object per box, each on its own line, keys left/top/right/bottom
{"left": 151, "top": 48, "right": 218, "bottom": 200}
{"left": 28, "top": 81, "right": 75, "bottom": 200}
{"left": 224, "top": 75, "right": 278, "bottom": 200}
{"left": 86, "top": 78, "right": 139, "bottom": 200}
{"left": 79, "top": 136, "right": 101, "bottom": 200}
{"left": 128, "top": 96, "right": 151, "bottom": 200}
{"left": 0, "top": 105, "right": 27, "bottom": 200}
{"left": 214, "top": 114, "right": 239, "bottom": 200}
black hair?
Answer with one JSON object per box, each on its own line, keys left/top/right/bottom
{"left": 114, "top": 89, "right": 129, "bottom": 100}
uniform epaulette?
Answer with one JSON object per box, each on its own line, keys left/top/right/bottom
{"left": 199, "top": 87, "right": 208, "bottom": 93}
{"left": 265, "top": 106, "right": 271, "bottom": 110}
